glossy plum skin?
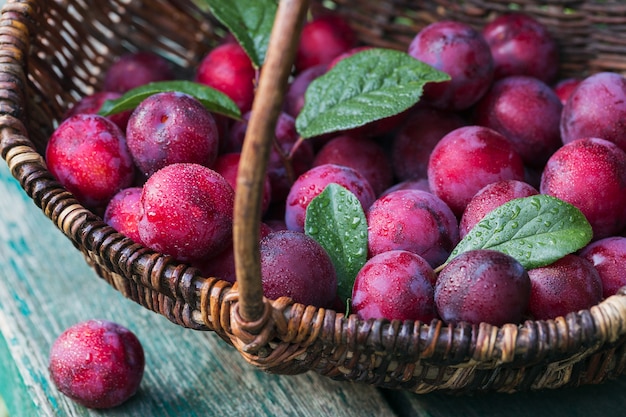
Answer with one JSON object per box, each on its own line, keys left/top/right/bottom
{"left": 227, "top": 111, "right": 314, "bottom": 204}
{"left": 540, "top": 137, "right": 626, "bottom": 240}
{"left": 45, "top": 114, "right": 135, "bottom": 211}
{"left": 312, "top": 135, "right": 393, "bottom": 196}
{"left": 553, "top": 77, "right": 582, "bottom": 106}
{"left": 126, "top": 91, "right": 219, "bottom": 177}
{"left": 103, "top": 187, "right": 143, "bottom": 244}
{"left": 351, "top": 250, "right": 437, "bottom": 322}
{"left": 434, "top": 249, "right": 531, "bottom": 326}
{"left": 259, "top": 230, "right": 337, "bottom": 308}
{"left": 195, "top": 42, "right": 256, "bottom": 113}
{"left": 391, "top": 106, "right": 467, "bottom": 182}
{"left": 408, "top": 20, "right": 494, "bottom": 110}
{"left": 527, "top": 255, "right": 603, "bottom": 320}
{"left": 560, "top": 72, "right": 626, "bottom": 152}
{"left": 213, "top": 153, "right": 272, "bottom": 215}
{"left": 474, "top": 75, "right": 563, "bottom": 167}
{"left": 103, "top": 51, "right": 174, "bottom": 93}
{"left": 580, "top": 237, "right": 626, "bottom": 298}
{"left": 295, "top": 13, "right": 357, "bottom": 73}
{"left": 481, "top": 13, "right": 559, "bottom": 84}
{"left": 137, "top": 163, "right": 234, "bottom": 263}
{"left": 367, "top": 189, "right": 459, "bottom": 268}
{"left": 285, "top": 163, "right": 376, "bottom": 232}
{"left": 427, "top": 125, "right": 526, "bottom": 216}
{"left": 48, "top": 320, "right": 144, "bottom": 409}
{"left": 63, "top": 91, "right": 132, "bottom": 131}
{"left": 283, "top": 63, "right": 327, "bottom": 118}
{"left": 459, "top": 180, "right": 538, "bottom": 238}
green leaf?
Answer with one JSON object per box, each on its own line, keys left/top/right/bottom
{"left": 444, "top": 195, "right": 593, "bottom": 270}
{"left": 97, "top": 80, "right": 241, "bottom": 120}
{"left": 295, "top": 48, "right": 450, "bottom": 139}
{"left": 305, "top": 183, "right": 368, "bottom": 302}
{"left": 196, "top": 0, "right": 277, "bottom": 67}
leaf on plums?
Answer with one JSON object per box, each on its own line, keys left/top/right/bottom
{"left": 97, "top": 80, "right": 241, "bottom": 119}
{"left": 196, "top": 0, "right": 277, "bottom": 67}
{"left": 295, "top": 48, "right": 450, "bottom": 139}
{"left": 305, "top": 183, "right": 368, "bottom": 303}
{"left": 443, "top": 195, "right": 593, "bottom": 270}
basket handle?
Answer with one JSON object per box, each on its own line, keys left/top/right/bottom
{"left": 233, "top": 0, "right": 309, "bottom": 324}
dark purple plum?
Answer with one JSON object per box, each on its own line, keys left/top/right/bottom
{"left": 434, "top": 249, "right": 531, "bottom": 326}
{"left": 482, "top": 13, "right": 559, "bottom": 83}
{"left": 408, "top": 20, "right": 494, "bottom": 110}
{"left": 126, "top": 91, "right": 220, "bottom": 177}
{"left": 103, "top": 51, "right": 174, "bottom": 93}
{"left": 527, "top": 255, "right": 603, "bottom": 320}
{"left": 474, "top": 75, "right": 563, "bottom": 167}
{"left": 260, "top": 230, "right": 337, "bottom": 308}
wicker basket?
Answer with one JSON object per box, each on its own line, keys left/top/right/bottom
{"left": 1, "top": 0, "right": 626, "bottom": 395}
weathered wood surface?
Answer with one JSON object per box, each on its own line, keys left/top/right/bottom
{"left": 0, "top": 160, "right": 398, "bottom": 417}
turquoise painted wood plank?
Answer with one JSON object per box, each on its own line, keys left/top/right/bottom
{"left": 0, "top": 161, "right": 398, "bottom": 416}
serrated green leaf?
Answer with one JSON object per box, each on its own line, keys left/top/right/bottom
{"left": 443, "top": 195, "right": 593, "bottom": 270}
{"left": 196, "top": 0, "right": 277, "bottom": 67}
{"left": 305, "top": 183, "right": 368, "bottom": 302}
{"left": 97, "top": 80, "right": 241, "bottom": 120}
{"left": 295, "top": 48, "right": 450, "bottom": 139}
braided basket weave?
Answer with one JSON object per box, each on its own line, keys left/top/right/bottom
{"left": 1, "top": 0, "right": 626, "bottom": 394}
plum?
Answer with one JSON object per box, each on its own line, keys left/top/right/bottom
{"left": 580, "top": 237, "right": 626, "bottom": 298}
{"left": 49, "top": 319, "right": 144, "bottom": 409}
{"left": 351, "top": 250, "right": 437, "bottom": 322}
{"left": 228, "top": 111, "right": 315, "bottom": 203}
{"left": 482, "top": 13, "right": 559, "bottom": 84}
{"left": 137, "top": 163, "right": 234, "bottom": 263}
{"left": 260, "top": 230, "right": 337, "bottom": 308}
{"left": 391, "top": 106, "right": 467, "bottom": 181}
{"left": 560, "top": 72, "right": 626, "bottom": 152}
{"left": 103, "top": 51, "right": 174, "bottom": 93}
{"left": 103, "top": 187, "right": 143, "bottom": 244}
{"left": 45, "top": 114, "right": 135, "bottom": 211}
{"left": 283, "top": 63, "right": 327, "bottom": 118}
{"left": 553, "top": 77, "right": 582, "bottom": 106}
{"left": 285, "top": 163, "right": 376, "bottom": 232}
{"left": 527, "top": 255, "right": 603, "bottom": 320}
{"left": 427, "top": 125, "right": 526, "bottom": 216}
{"left": 408, "top": 20, "right": 494, "bottom": 110}
{"left": 474, "top": 75, "right": 563, "bottom": 167}
{"left": 213, "top": 153, "right": 272, "bottom": 215}
{"left": 312, "top": 134, "right": 393, "bottom": 196}
{"left": 540, "top": 137, "right": 626, "bottom": 239}
{"left": 196, "top": 42, "right": 257, "bottom": 113}
{"left": 367, "top": 189, "right": 459, "bottom": 268}
{"left": 295, "top": 13, "right": 357, "bottom": 73}
{"left": 459, "top": 180, "right": 538, "bottom": 238}
{"left": 126, "top": 91, "right": 219, "bottom": 177}
{"left": 63, "top": 91, "right": 132, "bottom": 131}
{"left": 434, "top": 249, "right": 531, "bottom": 326}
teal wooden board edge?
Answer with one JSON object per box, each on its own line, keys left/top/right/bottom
{"left": 0, "top": 331, "right": 36, "bottom": 417}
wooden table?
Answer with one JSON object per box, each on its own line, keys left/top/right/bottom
{"left": 4, "top": 154, "right": 626, "bottom": 416}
